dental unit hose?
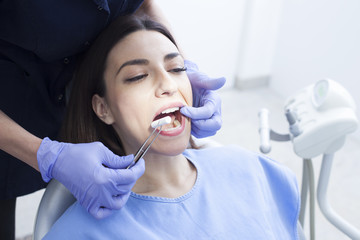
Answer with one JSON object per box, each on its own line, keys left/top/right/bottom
{"left": 317, "top": 154, "right": 360, "bottom": 239}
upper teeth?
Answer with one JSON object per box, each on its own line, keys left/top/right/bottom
{"left": 161, "top": 107, "right": 179, "bottom": 114}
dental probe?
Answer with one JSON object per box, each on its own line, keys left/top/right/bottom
{"left": 126, "top": 116, "right": 171, "bottom": 169}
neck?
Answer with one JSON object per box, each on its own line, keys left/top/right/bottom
{"left": 132, "top": 152, "right": 196, "bottom": 198}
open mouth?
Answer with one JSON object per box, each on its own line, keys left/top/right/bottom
{"left": 153, "top": 107, "right": 182, "bottom": 131}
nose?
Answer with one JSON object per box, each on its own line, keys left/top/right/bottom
{"left": 155, "top": 70, "right": 178, "bottom": 97}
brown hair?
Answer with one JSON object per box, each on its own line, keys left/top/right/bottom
{"left": 60, "top": 15, "right": 179, "bottom": 156}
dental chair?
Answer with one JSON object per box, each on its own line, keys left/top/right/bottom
{"left": 259, "top": 79, "right": 360, "bottom": 240}
{"left": 33, "top": 138, "right": 306, "bottom": 240}
{"left": 33, "top": 179, "right": 75, "bottom": 240}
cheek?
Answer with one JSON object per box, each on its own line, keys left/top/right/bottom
{"left": 109, "top": 83, "right": 147, "bottom": 115}
{"left": 108, "top": 90, "right": 152, "bottom": 151}
{"left": 108, "top": 92, "right": 141, "bottom": 132}
{"left": 180, "top": 78, "right": 193, "bottom": 106}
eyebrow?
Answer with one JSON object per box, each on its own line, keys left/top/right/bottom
{"left": 116, "top": 59, "right": 149, "bottom": 76}
{"left": 164, "top": 52, "right": 181, "bottom": 61}
{"left": 115, "top": 52, "right": 182, "bottom": 76}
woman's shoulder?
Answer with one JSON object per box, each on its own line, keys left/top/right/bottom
{"left": 184, "top": 144, "right": 250, "bottom": 156}
{"left": 184, "top": 145, "right": 300, "bottom": 237}
{"left": 43, "top": 202, "right": 96, "bottom": 239}
{"left": 184, "top": 145, "right": 298, "bottom": 190}
{"left": 184, "top": 144, "right": 264, "bottom": 166}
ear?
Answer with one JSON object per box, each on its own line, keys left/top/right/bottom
{"left": 92, "top": 94, "right": 115, "bottom": 125}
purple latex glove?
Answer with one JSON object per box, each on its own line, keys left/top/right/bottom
{"left": 180, "top": 60, "right": 226, "bottom": 138}
{"left": 37, "top": 137, "right": 145, "bottom": 219}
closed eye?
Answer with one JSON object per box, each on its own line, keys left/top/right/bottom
{"left": 125, "top": 74, "right": 148, "bottom": 83}
{"left": 168, "top": 67, "right": 187, "bottom": 73}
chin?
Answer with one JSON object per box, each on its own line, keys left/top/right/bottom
{"left": 165, "top": 141, "right": 189, "bottom": 156}
{"left": 151, "top": 135, "right": 190, "bottom": 157}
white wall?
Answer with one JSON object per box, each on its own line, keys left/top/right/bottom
{"left": 156, "top": 0, "right": 284, "bottom": 89}
{"left": 235, "top": 0, "right": 283, "bottom": 87}
{"left": 157, "top": 0, "right": 360, "bottom": 139}
{"left": 156, "top": 0, "right": 247, "bottom": 88}
{"left": 271, "top": 0, "right": 360, "bottom": 139}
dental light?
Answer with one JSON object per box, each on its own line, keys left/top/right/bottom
{"left": 259, "top": 79, "right": 360, "bottom": 240}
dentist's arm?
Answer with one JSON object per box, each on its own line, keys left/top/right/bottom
{"left": 0, "top": 110, "right": 42, "bottom": 170}
{"left": 136, "top": 0, "right": 226, "bottom": 138}
{"left": 0, "top": 110, "right": 145, "bottom": 219}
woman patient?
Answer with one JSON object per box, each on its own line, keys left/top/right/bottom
{"left": 44, "top": 15, "right": 300, "bottom": 239}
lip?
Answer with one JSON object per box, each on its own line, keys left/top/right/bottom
{"left": 153, "top": 102, "right": 185, "bottom": 120}
{"left": 152, "top": 102, "right": 187, "bottom": 137}
{"left": 159, "top": 115, "right": 186, "bottom": 136}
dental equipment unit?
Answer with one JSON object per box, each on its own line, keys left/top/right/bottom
{"left": 258, "top": 79, "right": 360, "bottom": 240}
{"left": 127, "top": 116, "right": 171, "bottom": 169}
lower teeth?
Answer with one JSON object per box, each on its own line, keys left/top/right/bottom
{"left": 163, "top": 119, "right": 181, "bottom": 131}
{"left": 173, "top": 119, "right": 180, "bottom": 127}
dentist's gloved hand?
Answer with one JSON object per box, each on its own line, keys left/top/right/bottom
{"left": 37, "top": 137, "right": 145, "bottom": 219}
{"left": 180, "top": 60, "right": 226, "bottom": 138}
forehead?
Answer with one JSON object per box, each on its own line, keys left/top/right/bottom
{"left": 107, "top": 30, "right": 179, "bottom": 62}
